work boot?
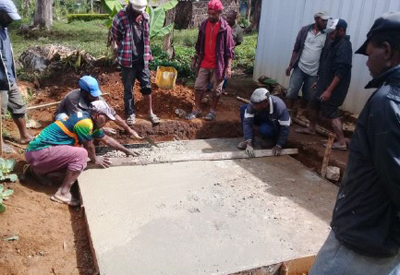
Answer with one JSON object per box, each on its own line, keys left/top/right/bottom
{"left": 237, "top": 140, "right": 248, "bottom": 150}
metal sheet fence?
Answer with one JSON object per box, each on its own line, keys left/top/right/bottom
{"left": 254, "top": 0, "right": 400, "bottom": 114}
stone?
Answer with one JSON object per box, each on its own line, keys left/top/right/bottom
{"left": 326, "top": 166, "right": 340, "bottom": 181}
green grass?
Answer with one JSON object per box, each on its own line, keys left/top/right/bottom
{"left": 8, "top": 20, "right": 257, "bottom": 75}
{"left": 9, "top": 19, "right": 110, "bottom": 58}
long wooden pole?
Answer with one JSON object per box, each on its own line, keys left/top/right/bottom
{"left": 320, "top": 134, "right": 335, "bottom": 178}
{"left": 87, "top": 148, "right": 299, "bottom": 168}
{"left": 27, "top": 93, "right": 110, "bottom": 111}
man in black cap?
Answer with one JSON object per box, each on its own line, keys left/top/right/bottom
{"left": 309, "top": 12, "right": 400, "bottom": 274}
{"left": 296, "top": 18, "right": 352, "bottom": 151}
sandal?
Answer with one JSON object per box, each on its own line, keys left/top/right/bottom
{"left": 185, "top": 111, "right": 202, "bottom": 120}
{"left": 205, "top": 111, "right": 216, "bottom": 121}
{"left": 50, "top": 194, "right": 80, "bottom": 207}
{"left": 149, "top": 114, "right": 161, "bottom": 125}
{"left": 126, "top": 114, "right": 136, "bottom": 126}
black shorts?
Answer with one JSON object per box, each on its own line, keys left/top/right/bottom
{"left": 308, "top": 96, "right": 340, "bottom": 119}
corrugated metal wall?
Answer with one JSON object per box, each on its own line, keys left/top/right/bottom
{"left": 253, "top": 0, "right": 400, "bottom": 114}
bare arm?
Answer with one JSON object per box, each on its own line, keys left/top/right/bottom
{"left": 114, "top": 114, "right": 142, "bottom": 139}
{"left": 82, "top": 140, "right": 112, "bottom": 168}
{"left": 97, "top": 135, "right": 139, "bottom": 157}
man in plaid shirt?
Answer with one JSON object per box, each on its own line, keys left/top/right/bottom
{"left": 112, "top": 0, "right": 160, "bottom": 126}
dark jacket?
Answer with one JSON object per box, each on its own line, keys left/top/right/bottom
{"left": 289, "top": 24, "right": 329, "bottom": 69}
{"left": 316, "top": 35, "right": 352, "bottom": 106}
{"left": 195, "top": 18, "right": 235, "bottom": 80}
{"left": 331, "top": 65, "right": 400, "bottom": 258}
{"left": 243, "top": 95, "right": 290, "bottom": 147}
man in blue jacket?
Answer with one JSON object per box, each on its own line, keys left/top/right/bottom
{"left": 0, "top": 0, "right": 32, "bottom": 150}
{"left": 238, "top": 88, "right": 290, "bottom": 157}
{"left": 309, "top": 12, "right": 400, "bottom": 274}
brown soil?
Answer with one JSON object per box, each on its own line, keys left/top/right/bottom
{"left": 0, "top": 68, "right": 350, "bottom": 275}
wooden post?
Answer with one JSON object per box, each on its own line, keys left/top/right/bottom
{"left": 321, "top": 133, "right": 335, "bottom": 178}
{"left": 0, "top": 92, "right": 3, "bottom": 156}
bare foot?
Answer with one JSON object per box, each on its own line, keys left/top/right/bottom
{"left": 20, "top": 135, "right": 33, "bottom": 145}
{"left": 295, "top": 128, "right": 316, "bottom": 135}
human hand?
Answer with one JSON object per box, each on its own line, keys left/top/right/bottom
{"left": 127, "top": 150, "right": 140, "bottom": 157}
{"left": 95, "top": 156, "right": 112, "bottom": 168}
{"left": 312, "top": 82, "right": 317, "bottom": 90}
{"left": 272, "top": 146, "right": 282, "bottom": 156}
{"left": 320, "top": 89, "right": 332, "bottom": 102}
{"left": 225, "top": 67, "right": 232, "bottom": 78}
{"left": 191, "top": 57, "right": 197, "bottom": 70}
{"left": 285, "top": 66, "right": 292, "bottom": 76}
{"left": 129, "top": 129, "right": 143, "bottom": 140}
{"left": 245, "top": 144, "right": 255, "bottom": 158}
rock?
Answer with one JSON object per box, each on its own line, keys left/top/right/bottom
{"left": 326, "top": 166, "right": 340, "bottom": 181}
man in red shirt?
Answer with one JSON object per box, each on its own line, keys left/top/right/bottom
{"left": 187, "top": 0, "right": 235, "bottom": 121}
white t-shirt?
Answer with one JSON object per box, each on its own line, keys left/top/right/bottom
{"left": 298, "top": 29, "right": 326, "bottom": 76}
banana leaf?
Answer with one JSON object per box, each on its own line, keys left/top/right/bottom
{"left": 159, "top": 0, "right": 178, "bottom": 11}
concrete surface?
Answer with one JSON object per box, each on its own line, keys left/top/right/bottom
{"left": 79, "top": 138, "right": 338, "bottom": 275}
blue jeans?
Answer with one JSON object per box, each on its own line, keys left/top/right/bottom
{"left": 286, "top": 67, "right": 317, "bottom": 101}
{"left": 121, "top": 65, "right": 152, "bottom": 116}
{"left": 309, "top": 231, "right": 400, "bottom": 275}
{"left": 240, "top": 104, "right": 277, "bottom": 139}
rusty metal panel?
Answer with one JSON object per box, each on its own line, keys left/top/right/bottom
{"left": 254, "top": 0, "right": 400, "bottom": 114}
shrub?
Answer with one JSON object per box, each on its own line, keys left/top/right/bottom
{"left": 67, "top": 14, "right": 109, "bottom": 23}
{"left": 238, "top": 17, "right": 250, "bottom": 29}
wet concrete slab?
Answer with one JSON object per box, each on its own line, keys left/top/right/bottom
{"left": 79, "top": 138, "right": 338, "bottom": 275}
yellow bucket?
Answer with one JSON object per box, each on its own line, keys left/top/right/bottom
{"left": 155, "top": 66, "right": 178, "bottom": 90}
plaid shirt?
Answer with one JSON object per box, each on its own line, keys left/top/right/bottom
{"left": 112, "top": 6, "right": 152, "bottom": 69}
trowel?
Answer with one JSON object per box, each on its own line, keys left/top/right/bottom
{"left": 144, "top": 136, "right": 159, "bottom": 148}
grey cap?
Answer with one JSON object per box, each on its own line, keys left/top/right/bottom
{"left": 314, "top": 11, "right": 330, "bottom": 20}
{"left": 0, "top": 0, "right": 21, "bottom": 21}
{"left": 250, "top": 88, "right": 270, "bottom": 104}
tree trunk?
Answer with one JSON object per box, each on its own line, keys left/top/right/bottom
{"left": 33, "top": 0, "right": 53, "bottom": 30}
{"left": 246, "top": 0, "right": 252, "bottom": 21}
{"left": 249, "top": 0, "right": 261, "bottom": 31}
{"left": 163, "top": 7, "right": 176, "bottom": 59}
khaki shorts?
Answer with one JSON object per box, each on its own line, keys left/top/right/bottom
{"left": 194, "top": 68, "right": 224, "bottom": 96}
{"left": 1, "top": 83, "right": 27, "bottom": 118}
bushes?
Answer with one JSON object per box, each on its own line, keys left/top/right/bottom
{"left": 150, "top": 45, "right": 196, "bottom": 78}
{"left": 67, "top": 14, "right": 109, "bottom": 23}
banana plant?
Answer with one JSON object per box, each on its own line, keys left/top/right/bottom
{"left": 102, "top": 0, "right": 178, "bottom": 38}
{"left": 146, "top": 0, "right": 178, "bottom": 38}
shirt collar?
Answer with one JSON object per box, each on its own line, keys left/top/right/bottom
{"left": 365, "top": 65, "right": 400, "bottom": 89}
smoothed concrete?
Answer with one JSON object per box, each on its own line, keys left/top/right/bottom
{"left": 80, "top": 139, "right": 338, "bottom": 275}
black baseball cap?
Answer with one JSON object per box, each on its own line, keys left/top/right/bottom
{"left": 356, "top": 11, "right": 400, "bottom": 55}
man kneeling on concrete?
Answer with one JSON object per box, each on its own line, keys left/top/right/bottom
{"left": 238, "top": 88, "right": 290, "bottom": 157}
{"left": 25, "top": 101, "right": 139, "bottom": 206}
{"left": 55, "top": 75, "right": 141, "bottom": 138}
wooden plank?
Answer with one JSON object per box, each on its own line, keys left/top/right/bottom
{"left": 320, "top": 134, "right": 335, "bottom": 178}
{"left": 88, "top": 148, "right": 299, "bottom": 168}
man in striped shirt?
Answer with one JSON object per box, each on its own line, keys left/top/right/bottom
{"left": 112, "top": 0, "right": 160, "bottom": 126}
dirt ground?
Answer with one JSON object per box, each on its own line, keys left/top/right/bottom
{"left": 0, "top": 68, "right": 351, "bottom": 275}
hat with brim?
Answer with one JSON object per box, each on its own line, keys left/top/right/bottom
{"left": 250, "top": 88, "right": 270, "bottom": 104}
{"left": 314, "top": 11, "right": 330, "bottom": 20}
{"left": 356, "top": 11, "right": 400, "bottom": 56}
{"left": 0, "top": 0, "right": 21, "bottom": 20}
{"left": 129, "top": 0, "right": 147, "bottom": 12}
{"left": 90, "top": 100, "right": 116, "bottom": 121}
{"left": 78, "top": 75, "right": 102, "bottom": 97}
